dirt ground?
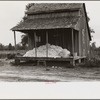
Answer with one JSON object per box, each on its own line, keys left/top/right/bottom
{"left": 0, "top": 58, "right": 100, "bottom": 82}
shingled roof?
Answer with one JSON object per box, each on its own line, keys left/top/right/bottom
{"left": 11, "top": 16, "right": 80, "bottom": 31}
{"left": 12, "top": 3, "right": 83, "bottom": 31}
{"left": 26, "top": 3, "right": 83, "bottom": 14}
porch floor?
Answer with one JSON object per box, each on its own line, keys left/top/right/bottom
{"left": 15, "top": 56, "right": 86, "bottom": 66}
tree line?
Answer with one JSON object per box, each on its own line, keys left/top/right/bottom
{"left": 0, "top": 42, "right": 28, "bottom": 51}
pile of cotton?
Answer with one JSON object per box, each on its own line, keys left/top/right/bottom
{"left": 23, "top": 44, "right": 70, "bottom": 58}
{"left": 58, "top": 49, "right": 70, "bottom": 58}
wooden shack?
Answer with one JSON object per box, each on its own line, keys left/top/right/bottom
{"left": 11, "top": 3, "right": 91, "bottom": 66}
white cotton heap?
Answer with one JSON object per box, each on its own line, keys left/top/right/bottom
{"left": 23, "top": 44, "right": 70, "bottom": 58}
{"left": 58, "top": 49, "right": 70, "bottom": 58}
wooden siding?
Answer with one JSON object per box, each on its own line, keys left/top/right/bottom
{"left": 79, "top": 6, "right": 90, "bottom": 57}
{"left": 28, "top": 33, "right": 34, "bottom": 49}
{"left": 74, "top": 30, "right": 79, "bottom": 56}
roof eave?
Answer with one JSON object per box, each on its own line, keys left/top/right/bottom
{"left": 83, "top": 3, "right": 91, "bottom": 41}
{"left": 26, "top": 8, "right": 80, "bottom": 15}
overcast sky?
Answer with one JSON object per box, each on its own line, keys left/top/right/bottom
{"left": 0, "top": 1, "right": 100, "bottom": 47}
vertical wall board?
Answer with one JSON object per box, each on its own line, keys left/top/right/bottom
{"left": 28, "top": 33, "right": 35, "bottom": 50}
{"left": 80, "top": 6, "right": 90, "bottom": 57}
{"left": 74, "top": 30, "right": 79, "bottom": 56}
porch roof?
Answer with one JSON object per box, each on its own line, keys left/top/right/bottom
{"left": 11, "top": 16, "right": 80, "bottom": 31}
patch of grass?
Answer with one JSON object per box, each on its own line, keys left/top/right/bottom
{"left": 80, "top": 58, "right": 100, "bottom": 68}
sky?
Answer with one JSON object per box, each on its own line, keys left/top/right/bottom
{"left": 0, "top": 1, "right": 100, "bottom": 47}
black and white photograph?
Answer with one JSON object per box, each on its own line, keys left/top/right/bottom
{"left": 0, "top": 1, "right": 100, "bottom": 99}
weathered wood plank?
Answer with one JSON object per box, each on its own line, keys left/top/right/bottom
{"left": 34, "top": 32, "right": 37, "bottom": 57}
{"left": 46, "top": 31, "right": 48, "bottom": 57}
{"left": 14, "top": 31, "right": 17, "bottom": 50}
{"left": 72, "top": 29, "right": 74, "bottom": 56}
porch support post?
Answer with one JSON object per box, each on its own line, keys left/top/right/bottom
{"left": 72, "top": 29, "right": 74, "bottom": 57}
{"left": 28, "top": 34, "right": 30, "bottom": 50}
{"left": 46, "top": 31, "right": 48, "bottom": 57}
{"left": 34, "top": 32, "right": 37, "bottom": 57}
{"left": 14, "top": 31, "right": 17, "bottom": 50}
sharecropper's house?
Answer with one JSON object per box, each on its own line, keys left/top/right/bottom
{"left": 11, "top": 3, "right": 91, "bottom": 66}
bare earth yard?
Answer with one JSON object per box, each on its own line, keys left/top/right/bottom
{"left": 0, "top": 58, "right": 100, "bottom": 82}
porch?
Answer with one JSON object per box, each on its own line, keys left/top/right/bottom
{"left": 14, "top": 28, "right": 85, "bottom": 66}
